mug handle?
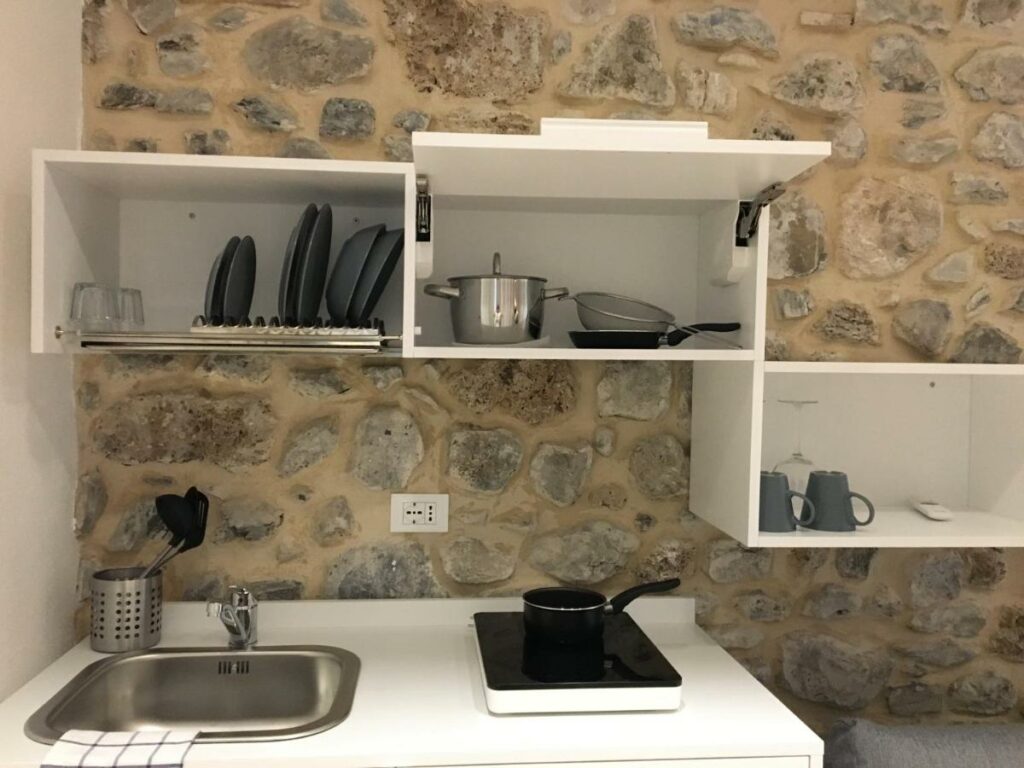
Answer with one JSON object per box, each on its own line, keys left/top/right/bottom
{"left": 787, "top": 490, "right": 816, "bottom": 527}
{"left": 849, "top": 492, "right": 875, "bottom": 526}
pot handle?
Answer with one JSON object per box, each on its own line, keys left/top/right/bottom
{"left": 607, "top": 578, "right": 681, "bottom": 615}
{"left": 544, "top": 287, "right": 570, "bottom": 300}
{"left": 424, "top": 284, "right": 460, "bottom": 300}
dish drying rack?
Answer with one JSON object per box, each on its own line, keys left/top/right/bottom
{"left": 57, "top": 316, "right": 400, "bottom": 354}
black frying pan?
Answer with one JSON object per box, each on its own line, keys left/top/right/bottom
{"left": 523, "top": 578, "right": 680, "bottom": 646}
{"left": 569, "top": 322, "right": 741, "bottom": 349}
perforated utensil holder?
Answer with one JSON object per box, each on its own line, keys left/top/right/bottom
{"left": 90, "top": 567, "right": 162, "bottom": 653}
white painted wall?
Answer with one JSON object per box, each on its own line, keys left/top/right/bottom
{"left": 0, "top": 3, "right": 81, "bottom": 699}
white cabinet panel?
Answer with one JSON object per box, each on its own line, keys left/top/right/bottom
{"left": 435, "top": 759, "right": 810, "bottom": 768}
{"left": 690, "top": 361, "right": 762, "bottom": 546}
{"left": 414, "top": 118, "right": 829, "bottom": 202}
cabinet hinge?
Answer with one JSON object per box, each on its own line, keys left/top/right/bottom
{"left": 735, "top": 182, "right": 786, "bottom": 247}
{"left": 416, "top": 175, "right": 432, "bottom": 243}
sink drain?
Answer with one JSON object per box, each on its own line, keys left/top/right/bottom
{"left": 217, "top": 660, "right": 251, "bottom": 675}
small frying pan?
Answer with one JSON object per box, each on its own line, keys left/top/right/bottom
{"left": 570, "top": 323, "right": 741, "bottom": 350}
{"left": 523, "top": 578, "right": 680, "bottom": 646}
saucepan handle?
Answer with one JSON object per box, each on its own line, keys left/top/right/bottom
{"left": 607, "top": 578, "right": 681, "bottom": 615}
{"left": 424, "top": 284, "right": 460, "bottom": 300}
{"left": 544, "top": 287, "right": 570, "bottom": 300}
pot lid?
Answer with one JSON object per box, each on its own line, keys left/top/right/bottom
{"left": 447, "top": 252, "right": 548, "bottom": 282}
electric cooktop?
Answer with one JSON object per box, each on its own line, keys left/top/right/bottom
{"left": 473, "top": 612, "right": 683, "bottom": 714}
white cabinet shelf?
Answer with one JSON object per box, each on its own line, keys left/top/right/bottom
{"left": 691, "top": 363, "right": 1024, "bottom": 548}
{"left": 757, "top": 508, "right": 1024, "bottom": 548}
{"left": 411, "top": 346, "right": 757, "bottom": 362}
{"left": 764, "top": 361, "right": 1024, "bottom": 376}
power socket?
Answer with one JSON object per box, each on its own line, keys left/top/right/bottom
{"left": 390, "top": 494, "right": 449, "bottom": 533}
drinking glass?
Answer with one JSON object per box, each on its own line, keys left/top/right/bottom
{"left": 119, "top": 288, "right": 145, "bottom": 330}
{"left": 69, "top": 282, "right": 119, "bottom": 331}
{"left": 772, "top": 399, "right": 818, "bottom": 494}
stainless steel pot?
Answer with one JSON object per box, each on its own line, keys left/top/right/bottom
{"left": 424, "top": 253, "right": 568, "bottom": 344}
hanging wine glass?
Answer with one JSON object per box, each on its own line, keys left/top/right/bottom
{"left": 772, "top": 399, "right": 818, "bottom": 494}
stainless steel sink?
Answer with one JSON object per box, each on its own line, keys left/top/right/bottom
{"left": 25, "top": 645, "right": 359, "bottom": 744}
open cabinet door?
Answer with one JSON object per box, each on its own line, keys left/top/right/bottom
{"left": 690, "top": 361, "right": 763, "bottom": 546}
{"left": 413, "top": 118, "right": 830, "bottom": 202}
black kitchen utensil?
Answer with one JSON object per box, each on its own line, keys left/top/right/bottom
{"left": 348, "top": 228, "right": 403, "bottom": 326}
{"left": 569, "top": 323, "right": 741, "bottom": 350}
{"left": 522, "top": 578, "right": 680, "bottom": 646}
{"left": 141, "top": 488, "right": 209, "bottom": 577}
{"left": 141, "top": 493, "right": 195, "bottom": 578}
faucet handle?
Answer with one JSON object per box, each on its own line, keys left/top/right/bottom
{"left": 228, "top": 585, "right": 256, "bottom": 609}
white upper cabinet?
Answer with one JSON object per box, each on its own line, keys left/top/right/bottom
{"left": 409, "top": 119, "right": 828, "bottom": 361}
{"left": 34, "top": 119, "right": 829, "bottom": 360}
{"left": 33, "top": 151, "right": 412, "bottom": 354}
{"left": 31, "top": 121, "right": 1024, "bottom": 549}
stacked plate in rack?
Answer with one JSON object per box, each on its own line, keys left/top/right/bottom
{"left": 204, "top": 235, "right": 256, "bottom": 324}
{"left": 204, "top": 204, "right": 404, "bottom": 329}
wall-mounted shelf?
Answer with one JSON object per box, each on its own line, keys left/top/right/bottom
{"left": 691, "top": 362, "right": 1024, "bottom": 548}
{"left": 757, "top": 508, "right": 1024, "bottom": 548}
{"left": 410, "top": 345, "right": 756, "bottom": 362}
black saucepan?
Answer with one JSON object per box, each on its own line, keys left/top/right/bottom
{"left": 523, "top": 578, "right": 681, "bottom": 646}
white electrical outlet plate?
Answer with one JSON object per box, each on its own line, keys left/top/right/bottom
{"left": 390, "top": 494, "right": 449, "bottom": 533}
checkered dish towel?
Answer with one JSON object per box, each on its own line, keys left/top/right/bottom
{"left": 42, "top": 730, "right": 198, "bottom": 768}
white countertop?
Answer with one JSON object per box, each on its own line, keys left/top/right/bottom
{"left": 0, "top": 598, "right": 821, "bottom": 768}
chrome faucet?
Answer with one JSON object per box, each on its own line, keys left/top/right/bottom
{"left": 207, "top": 585, "right": 258, "bottom": 650}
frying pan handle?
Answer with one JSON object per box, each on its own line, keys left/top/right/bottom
{"left": 690, "top": 322, "right": 741, "bottom": 333}
{"left": 424, "top": 284, "right": 460, "bottom": 300}
{"left": 665, "top": 328, "right": 689, "bottom": 346}
{"left": 607, "top": 578, "right": 681, "bottom": 614}
{"left": 544, "top": 287, "right": 570, "bottom": 300}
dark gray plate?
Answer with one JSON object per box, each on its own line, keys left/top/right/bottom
{"left": 205, "top": 236, "right": 240, "bottom": 320}
{"left": 277, "top": 223, "right": 299, "bottom": 320}
{"left": 279, "top": 204, "right": 318, "bottom": 322}
{"left": 325, "top": 224, "right": 385, "bottom": 326}
{"left": 204, "top": 251, "right": 224, "bottom": 318}
{"left": 294, "top": 204, "right": 333, "bottom": 325}
{"left": 348, "top": 228, "right": 404, "bottom": 326}
{"left": 223, "top": 235, "right": 256, "bottom": 323}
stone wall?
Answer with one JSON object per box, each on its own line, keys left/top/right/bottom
{"left": 77, "top": 0, "right": 1024, "bottom": 734}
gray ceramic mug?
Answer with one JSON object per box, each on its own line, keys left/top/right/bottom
{"left": 802, "top": 471, "right": 875, "bottom": 532}
{"left": 759, "top": 471, "right": 816, "bottom": 532}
